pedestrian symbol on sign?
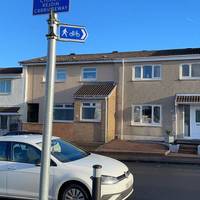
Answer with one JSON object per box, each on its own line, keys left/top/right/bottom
{"left": 62, "top": 28, "right": 68, "bottom": 37}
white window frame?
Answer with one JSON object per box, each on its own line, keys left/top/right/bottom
{"left": 55, "top": 68, "right": 67, "bottom": 82}
{"left": 81, "top": 67, "right": 97, "bottom": 81}
{"left": 132, "top": 65, "right": 162, "bottom": 81}
{"left": 180, "top": 63, "right": 200, "bottom": 80}
{"left": 53, "top": 103, "right": 74, "bottom": 122}
{"left": 43, "top": 68, "right": 67, "bottom": 82}
{"left": 80, "top": 102, "right": 101, "bottom": 122}
{"left": 131, "top": 105, "right": 162, "bottom": 127}
{"left": 0, "top": 79, "right": 12, "bottom": 94}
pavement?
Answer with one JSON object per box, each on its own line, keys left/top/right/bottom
{"left": 76, "top": 139, "right": 200, "bottom": 165}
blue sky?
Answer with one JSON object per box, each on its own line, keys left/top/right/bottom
{"left": 1, "top": 0, "right": 200, "bottom": 66}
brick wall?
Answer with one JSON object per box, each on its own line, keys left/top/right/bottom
{"left": 23, "top": 93, "right": 117, "bottom": 143}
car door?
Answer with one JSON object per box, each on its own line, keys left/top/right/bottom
{"left": 6, "top": 142, "right": 55, "bottom": 199}
{"left": 0, "top": 141, "right": 8, "bottom": 196}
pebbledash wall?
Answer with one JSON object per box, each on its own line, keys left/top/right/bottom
{"left": 122, "top": 59, "right": 200, "bottom": 141}
{"left": 21, "top": 48, "right": 200, "bottom": 143}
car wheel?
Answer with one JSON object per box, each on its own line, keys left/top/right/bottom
{"left": 61, "top": 183, "right": 91, "bottom": 200}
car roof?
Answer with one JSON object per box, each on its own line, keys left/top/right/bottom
{"left": 0, "top": 135, "right": 59, "bottom": 145}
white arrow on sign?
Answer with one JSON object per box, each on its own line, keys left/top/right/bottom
{"left": 81, "top": 29, "right": 87, "bottom": 40}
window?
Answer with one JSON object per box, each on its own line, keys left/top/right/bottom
{"left": 191, "top": 64, "right": 200, "bottom": 77}
{"left": 81, "top": 102, "right": 101, "bottom": 122}
{"left": 53, "top": 104, "right": 74, "bottom": 121}
{"left": 143, "top": 66, "right": 152, "bottom": 79}
{"left": 182, "top": 64, "right": 190, "bottom": 77}
{"left": 133, "top": 65, "right": 161, "bottom": 80}
{"left": 0, "top": 142, "right": 8, "bottom": 161}
{"left": 142, "top": 106, "right": 152, "bottom": 123}
{"left": 43, "top": 68, "right": 67, "bottom": 82}
{"left": 135, "top": 66, "right": 141, "bottom": 78}
{"left": 27, "top": 103, "right": 39, "bottom": 123}
{"left": 154, "top": 65, "right": 161, "bottom": 78}
{"left": 82, "top": 68, "right": 97, "bottom": 81}
{"left": 133, "top": 106, "right": 141, "bottom": 122}
{"left": 37, "top": 139, "right": 89, "bottom": 163}
{"left": 0, "top": 80, "right": 11, "bottom": 94}
{"left": 181, "top": 63, "right": 200, "bottom": 79}
{"left": 56, "top": 68, "right": 67, "bottom": 81}
{"left": 196, "top": 110, "right": 200, "bottom": 123}
{"left": 11, "top": 142, "right": 41, "bottom": 164}
{"left": 132, "top": 105, "right": 161, "bottom": 126}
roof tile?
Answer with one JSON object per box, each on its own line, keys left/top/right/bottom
{"left": 74, "top": 82, "right": 116, "bottom": 98}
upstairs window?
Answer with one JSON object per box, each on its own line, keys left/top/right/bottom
{"left": 53, "top": 104, "right": 74, "bottom": 122}
{"left": 133, "top": 65, "right": 161, "bottom": 80}
{"left": 82, "top": 68, "right": 97, "bottom": 81}
{"left": 56, "top": 68, "right": 67, "bottom": 82}
{"left": 0, "top": 80, "right": 11, "bottom": 94}
{"left": 180, "top": 63, "right": 200, "bottom": 79}
{"left": 43, "top": 68, "right": 67, "bottom": 82}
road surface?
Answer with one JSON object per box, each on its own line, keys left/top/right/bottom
{"left": 126, "top": 161, "right": 200, "bottom": 200}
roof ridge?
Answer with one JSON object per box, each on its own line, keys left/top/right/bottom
{"left": 20, "top": 47, "right": 200, "bottom": 65}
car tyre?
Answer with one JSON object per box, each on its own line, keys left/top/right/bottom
{"left": 60, "top": 183, "right": 91, "bottom": 200}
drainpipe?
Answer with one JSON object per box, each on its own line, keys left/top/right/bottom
{"left": 23, "top": 66, "right": 28, "bottom": 124}
{"left": 104, "top": 97, "right": 108, "bottom": 143}
{"left": 175, "top": 102, "right": 178, "bottom": 138}
{"left": 120, "top": 59, "right": 125, "bottom": 140}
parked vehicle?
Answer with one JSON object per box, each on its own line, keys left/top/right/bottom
{"left": 0, "top": 135, "right": 134, "bottom": 200}
{"left": 3, "top": 131, "right": 42, "bottom": 136}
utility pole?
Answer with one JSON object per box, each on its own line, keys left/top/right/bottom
{"left": 39, "top": 10, "right": 57, "bottom": 200}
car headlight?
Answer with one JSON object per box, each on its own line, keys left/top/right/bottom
{"left": 101, "top": 175, "right": 119, "bottom": 185}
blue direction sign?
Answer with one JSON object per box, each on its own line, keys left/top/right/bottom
{"left": 58, "top": 24, "right": 88, "bottom": 42}
{"left": 33, "top": 0, "right": 69, "bottom": 15}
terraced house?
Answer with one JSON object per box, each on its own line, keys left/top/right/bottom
{"left": 20, "top": 48, "right": 200, "bottom": 143}
{"left": 0, "top": 67, "right": 25, "bottom": 135}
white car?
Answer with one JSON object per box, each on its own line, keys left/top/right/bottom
{"left": 0, "top": 135, "right": 134, "bottom": 200}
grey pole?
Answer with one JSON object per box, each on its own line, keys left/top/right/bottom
{"left": 39, "top": 10, "right": 58, "bottom": 200}
{"left": 92, "top": 165, "right": 102, "bottom": 200}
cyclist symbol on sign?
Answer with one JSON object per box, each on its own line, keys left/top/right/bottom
{"left": 69, "top": 30, "right": 80, "bottom": 38}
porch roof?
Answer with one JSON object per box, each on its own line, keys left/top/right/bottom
{"left": 176, "top": 94, "right": 200, "bottom": 104}
{"left": 0, "top": 107, "right": 20, "bottom": 113}
{"left": 74, "top": 82, "right": 116, "bottom": 99}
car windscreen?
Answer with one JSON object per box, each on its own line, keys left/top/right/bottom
{"left": 37, "top": 139, "right": 89, "bottom": 162}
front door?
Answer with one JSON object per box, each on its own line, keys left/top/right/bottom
{"left": 190, "top": 106, "right": 200, "bottom": 139}
{"left": 0, "top": 115, "right": 8, "bottom": 135}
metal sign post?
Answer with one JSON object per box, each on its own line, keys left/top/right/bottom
{"left": 32, "top": 1, "right": 88, "bottom": 200}
{"left": 39, "top": 10, "right": 58, "bottom": 200}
